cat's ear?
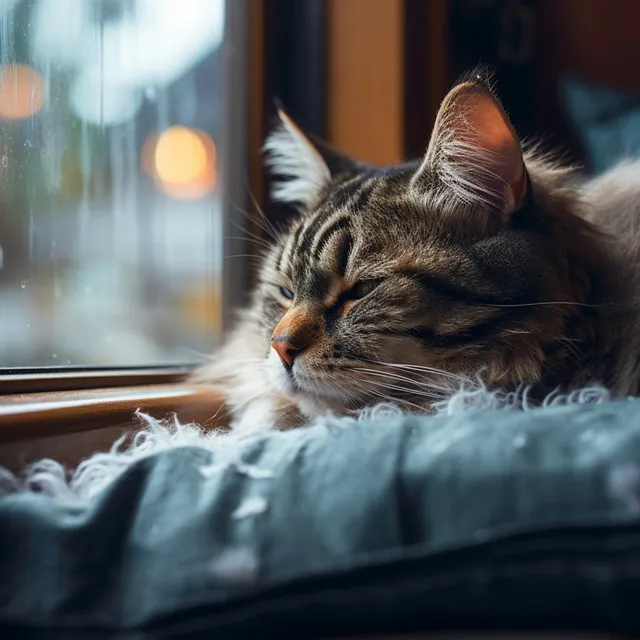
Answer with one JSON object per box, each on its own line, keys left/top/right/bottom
{"left": 413, "top": 80, "right": 527, "bottom": 218}
{"left": 264, "top": 108, "right": 365, "bottom": 208}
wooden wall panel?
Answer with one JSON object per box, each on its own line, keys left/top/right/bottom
{"left": 326, "top": 0, "right": 404, "bottom": 165}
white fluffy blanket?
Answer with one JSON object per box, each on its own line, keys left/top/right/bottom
{"left": 0, "top": 384, "right": 612, "bottom": 503}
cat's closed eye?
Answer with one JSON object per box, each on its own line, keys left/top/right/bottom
{"left": 342, "top": 279, "right": 381, "bottom": 301}
{"left": 279, "top": 286, "right": 294, "bottom": 300}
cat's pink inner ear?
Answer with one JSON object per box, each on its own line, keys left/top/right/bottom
{"left": 427, "top": 82, "right": 527, "bottom": 215}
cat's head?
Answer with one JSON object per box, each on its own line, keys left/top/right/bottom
{"left": 256, "top": 76, "right": 599, "bottom": 416}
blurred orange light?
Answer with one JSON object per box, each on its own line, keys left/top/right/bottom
{"left": 155, "top": 126, "right": 207, "bottom": 184}
{"left": 0, "top": 64, "right": 44, "bottom": 120}
{"left": 149, "top": 126, "right": 217, "bottom": 200}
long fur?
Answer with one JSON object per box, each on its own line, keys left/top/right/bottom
{"left": 263, "top": 115, "right": 331, "bottom": 206}
{"left": 0, "top": 384, "right": 611, "bottom": 503}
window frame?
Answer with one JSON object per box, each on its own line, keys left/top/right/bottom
{"left": 0, "top": 365, "right": 193, "bottom": 394}
{"left": 0, "top": 0, "right": 261, "bottom": 453}
{"left": 220, "top": 0, "right": 252, "bottom": 330}
{"left": 0, "top": 0, "right": 259, "bottom": 389}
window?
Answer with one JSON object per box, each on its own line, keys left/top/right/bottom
{"left": 0, "top": 0, "right": 247, "bottom": 369}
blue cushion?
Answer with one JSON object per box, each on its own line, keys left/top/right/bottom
{"left": 563, "top": 75, "right": 640, "bottom": 174}
{"left": 2, "top": 400, "right": 640, "bottom": 637}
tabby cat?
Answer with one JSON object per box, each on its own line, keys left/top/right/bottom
{"left": 193, "top": 73, "right": 640, "bottom": 431}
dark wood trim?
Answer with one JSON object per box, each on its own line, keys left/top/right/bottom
{"left": 0, "top": 424, "right": 135, "bottom": 474}
{"left": 262, "top": 0, "right": 327, "bottom": 227}
{"left": 245, "top": 0, "right": 268, "bottom": 286}
{"left": 403, "top": 0, "right": 449, "bottom": 160}
{"left": 263, "top": 0, "right": 326, "bottom": 137}
{"left": 0, "top": 366, "right": 193, "bottom": 394}
{"left": 0, "top": 384, "right": 227, "bottom": 444}
{"left": 0, "top": 383, "right": 227, "bottom": 472}
{"left": 448, "top": 0, "right": 537, "bottom": 141}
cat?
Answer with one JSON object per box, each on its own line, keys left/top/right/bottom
{"left": 192, "top": 72, "right": 640, "bottom": 432}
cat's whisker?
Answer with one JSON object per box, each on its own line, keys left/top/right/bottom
{"left": 358, "top": 375, "right": 460, "bottom": 398}
{"left": 356, "top": 374, "right": 444, "bottom": 401}
{"left": 556, "top": 337, "right": 584, "bottom": 362}
{"left": 319, "top": 372, "right": 363, "bottom": 408}
{"left": 349, "top": 381, "right": 387, "bottom": 411}
{"left": 226, "top": 359, "right": 269, "bottom": 367}
{"left": 229, "top": 388, "right": 273, "bottom": 413}
{"left": 383, "top": 363, "right": 467, "bottom": 380}
{"left": 354, "top": 363, "right": 449, "bottom": 380}
{"left": 476, "top": 301, "right": 601, "bottom": 309}
{"left": 358, "top": 358, "right": 469, "bottom": 383}
{"left": 353, "top": 367, "right": 451, "bottom": 393}
{"left": 224, "top": 254, "right": 266, "bottom": 261}
{"left": 327, "top": 378, "right": 360, "bottom": 408}
{"left": 200, "top": 359, "right": 269, "bottom": 376}
{"left": 226, "top": 233, "right": 273, "bottom": 252}
{"left": 202, "top": 400, "right": 228, "bottom": 429}
{"left": 246, "top": 187, "right": 282, "bottom": 241}
{"left": 180, "top": 346, "right": 218, "bottom": 361}
{"left": 204, "top": 355, "right": 267, "bottom": 364}
{"left": 359, "top": 385, "right": 428, "bottom": 413}
{"left": 226, "top": 222, "right": 277, "bottom": 259}
{"left": 228, "top": 207, "right": 270, "bottom": 240}
{"left": 226, "top": 220, "right": 272, "bottom": 243}
{"left": 390, "top": 367, "right": 468, "bottom": 386}
{"left": 227, "top": 197, "right": 280, "bottom": 242}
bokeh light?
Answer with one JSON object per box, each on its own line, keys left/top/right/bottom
{"left": 155, "top": 126, "right": 207, "bottom": 184}
{"left": 144, "top": 126, "right": 217, "bottom": 200}
{"left": 0, "top": 64, "right": 44, "bottom": 119}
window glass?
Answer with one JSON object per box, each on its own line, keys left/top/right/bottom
{"left": 0, "top": 0, "right": 231, "bottom": 367}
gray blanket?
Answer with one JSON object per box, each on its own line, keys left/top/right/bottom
{"left": 2, "top": 399, "right": 640, "bottom": 638}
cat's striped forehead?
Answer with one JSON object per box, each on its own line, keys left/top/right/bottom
{"left": 275, "top": 166, "right": 437, "bottom": 288}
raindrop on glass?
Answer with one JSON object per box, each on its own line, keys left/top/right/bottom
{"left": 1, "top": 156, "right": 7, "bottom": 168}
{"left": 20, "top": 280, "right": 27, "bottom": 289}
{"left": 52, "top": 353, "right": 58, "bottom": 359}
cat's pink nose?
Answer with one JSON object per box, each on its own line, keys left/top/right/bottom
{"left": 271, "top": 339, "right": 300, "bottom": 368}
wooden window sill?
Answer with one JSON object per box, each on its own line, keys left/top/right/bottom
{"left": 0, "top": 382, "right": 227, "bottom": 472}
{"left": 0, "top": 366, "right": 194, "bottom": 394}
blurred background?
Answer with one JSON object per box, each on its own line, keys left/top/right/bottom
{"left": 0, "top": 0, "right": 234, "bottom": 367}
{"left": 1, "top": 0, "right": 638, "bottom": 370}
